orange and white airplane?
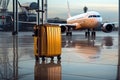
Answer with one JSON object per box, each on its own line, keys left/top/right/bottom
{"left": 59, "top": 0, "right": 115, "bottom": 36}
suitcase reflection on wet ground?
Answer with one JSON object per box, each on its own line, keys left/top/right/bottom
{"left": 34, "top": 61, "right": 61, "bottom": 80}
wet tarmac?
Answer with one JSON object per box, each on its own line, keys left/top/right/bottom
{"left": 0, "top": 31, "right": 119, "bottom": 80}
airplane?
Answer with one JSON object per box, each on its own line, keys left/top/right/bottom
{"left": 59, "top": 0, "right": 115, "bottom": 36}
{"left": 17, "top": 0, "right": 115, "bottom": 37}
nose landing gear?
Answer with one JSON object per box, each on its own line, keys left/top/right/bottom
{"left": 66, "top": 27, "right": 72, "bottom": 36}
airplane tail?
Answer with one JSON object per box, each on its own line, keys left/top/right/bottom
{"left": 67, "top": 0, "right": 71, "bottom": 18}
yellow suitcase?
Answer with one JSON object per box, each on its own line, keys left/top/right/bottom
{"left": 33, "top": 24, "right": 61, "bottom": 61}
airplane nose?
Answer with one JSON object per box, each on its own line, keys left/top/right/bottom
{"left": 95, "top": 17, "right": 102, "bottom": 26}
{"left": 98, "top": 17, "right": 102, "bottom": 23}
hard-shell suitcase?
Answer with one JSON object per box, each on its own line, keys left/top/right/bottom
{"left": 33, "top": 24, "right": 61, "bottom": 61}
{"left": 34, "top": 61, "right": 61, "bottom": 80}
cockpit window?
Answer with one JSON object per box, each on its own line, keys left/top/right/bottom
{"left": 88, "top": 15, "right": 100, "bottom": 18}
{"left": 96, "top": 15, "right": 100, "bottom": 17}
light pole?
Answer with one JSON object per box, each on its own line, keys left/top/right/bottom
{"left": 13, "top": 0, "right": 18, "bottom": 35}
{"left": 117, "top": 1, "right": 120, "bottom": 79}
{"left": 44, "top": 0, "right": 47, "bottom": 23}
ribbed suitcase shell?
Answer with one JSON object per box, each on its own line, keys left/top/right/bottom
{"left": 34, "top": 24, "right": 61, "bottom": 57}
{"left": 34, "top": 37, "right": 38, "bottom": 56}
{"left": 34, "top": 62, "right": 61, "bottom": 80}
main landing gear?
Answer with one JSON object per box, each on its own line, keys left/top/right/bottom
{"left": 85, "top": 29, "right": 96, "bottom": 39}
{"left": 85, "top": 29, "right": 90, "bottom": 38}
{"left": 65, "top": 27, "right": 96, "bottom": 39}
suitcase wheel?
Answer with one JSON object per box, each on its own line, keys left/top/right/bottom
{"left": 35, "top": 56, "right": 39, "bottom": 61}
{"left": 50, "top": 57, "right": 54, "bottom": 61}
{"left": 42, "top": 56, "right": 45, "bottom": 61}
{"left": 57, "top": 55, "right": 61, "bottom": 61}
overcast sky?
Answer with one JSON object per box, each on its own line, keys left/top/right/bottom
{"left": 8, "top": 0, "right": 118, "bottom": 22}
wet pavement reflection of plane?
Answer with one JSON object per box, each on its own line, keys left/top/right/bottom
{"left": 101, "top": 36, "right": 113, "bottom": 49}
{"left": 62, "top": 36, "right": 100, "bottom": 60}
{"left": 62, "top": 35, "right": 114, "bottom": 61}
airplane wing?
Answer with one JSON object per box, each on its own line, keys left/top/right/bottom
{"left": 18, "top": 21, "right": 76, "bottom": 28}
{"left": 18, "top": 21, "right": 77, "bottom": 34}
{"left": 59, "top": 24, "right": 76, "bottom": 27}
{"left": 50, "top": 23, "right": 76, "bottom": 27}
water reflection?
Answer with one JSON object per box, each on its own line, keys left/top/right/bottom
{"left": 34, "top": 61, "right": 61, "bottom": 80}
{"left": 0, "top": 35, "right": 18, "bottom": 80}
{"left": 117, "top": 66, "right": 120, "bottom": 80}
{"left": 0, "top": 32, "right": 118, "bottom": 80}
{"left": 101, "top": 36, "right": 113, "bottom": 49}
{"left": 0, "top": 50, "right": 13, "bottom": 80}
{"left": 12, "top": 35, "right": 18, "bottom": 80}
{"left": 62, "top": 36, "right": 95, "bottom": 48}
{"left": 62, "top": 36, "right": 100, "bottom": 61}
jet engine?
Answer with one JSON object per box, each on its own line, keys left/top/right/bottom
{"left": 101, "top": 23, "right": 114, "bottom": 33}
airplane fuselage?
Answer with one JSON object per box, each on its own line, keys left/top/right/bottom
{"left": 67, "top": 11, "right": 102, "bottom": 29}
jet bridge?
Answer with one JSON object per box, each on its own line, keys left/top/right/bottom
{"left": 0, "top": 0, "right": 10, "bottom": 12}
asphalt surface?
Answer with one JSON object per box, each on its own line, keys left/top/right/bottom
{"left": 0, "top": 31, "right": 119, "bottom": 80}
